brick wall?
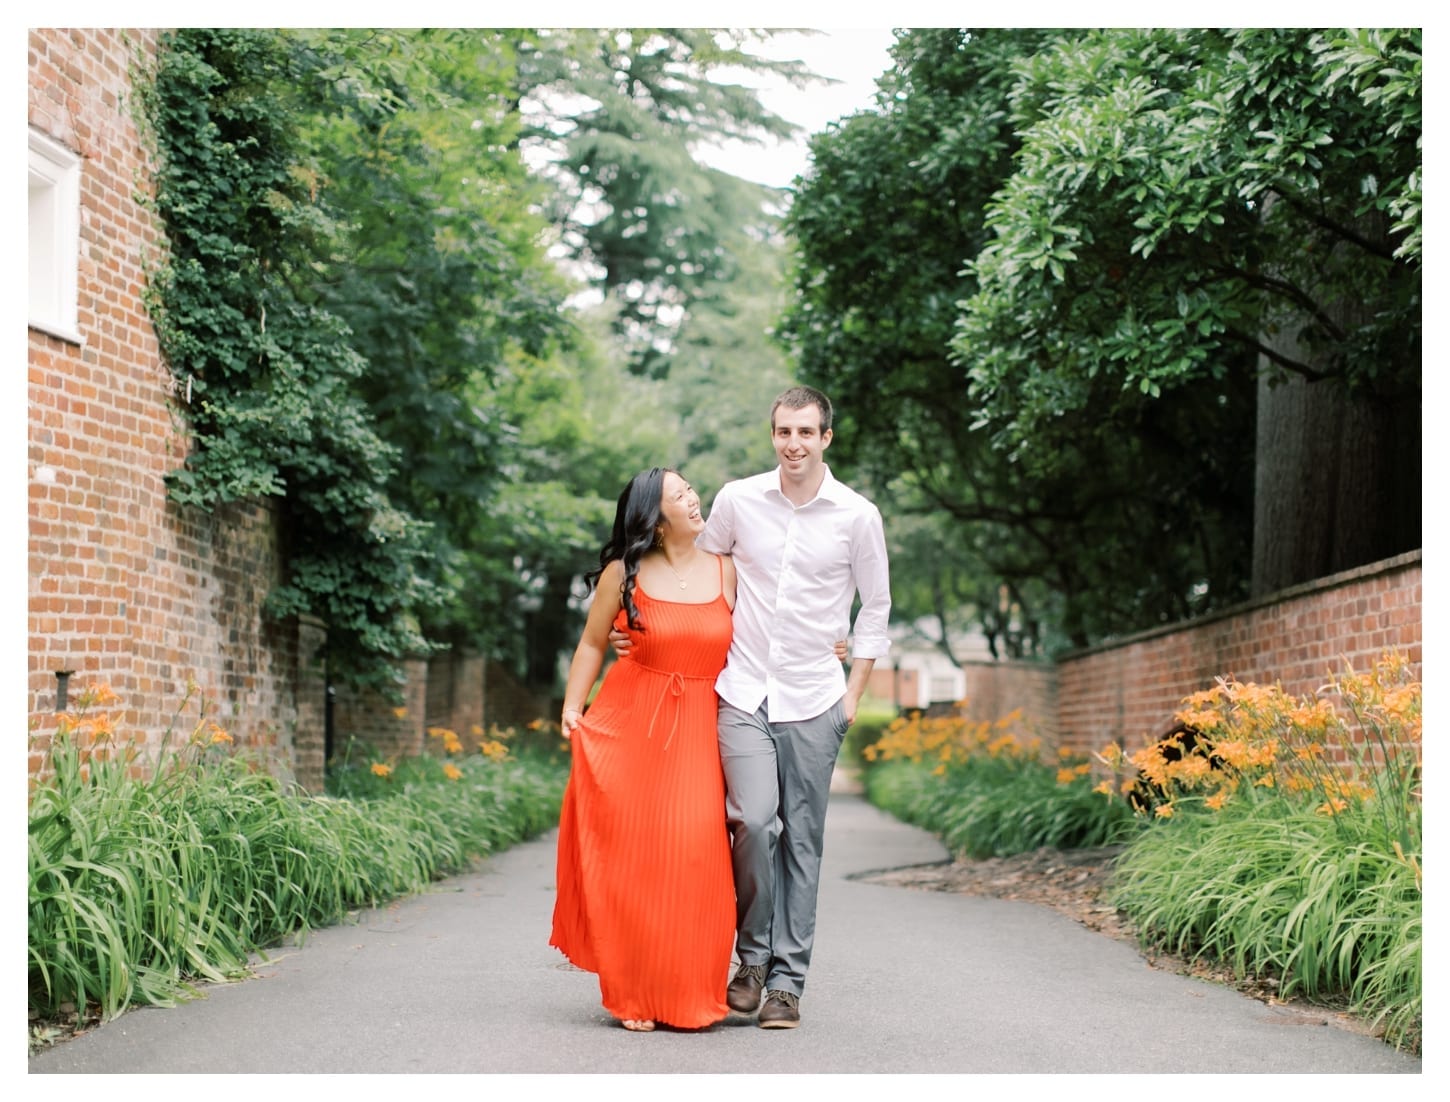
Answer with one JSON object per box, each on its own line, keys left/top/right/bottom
{"left": 959, "top": 660, "right": 1057, "bottom": 744}
{"left": 1055, "top": 551, "right": 1421, "bottom": 756}
{"left": 329, "top": 652, "right": 555, "bottom": 767}
{"left": 866, "top": 664, "right": 922, "bottom": 712}
{"left": 484, "top": 658, "right": 554, "bottom": 732}
{"left": 883, "top": 552, "right": 1419, "bottom": 765}
{"left": 870, "top": 661, "right": 1057, "bottom": 742}
{"left": 330, "top": 658, "right": 429, "bottom": 765}
{"left": 425, "top": 650, "right": 488, "bottom": 741}
{"left": 28, "top": 28, "right": 325, "bottom": 791}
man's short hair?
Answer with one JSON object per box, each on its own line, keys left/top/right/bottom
{"left": 771, "top": 385, "right": 833, "bottom": 434}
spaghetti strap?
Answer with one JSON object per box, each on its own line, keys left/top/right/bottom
{"left": 715, "top": 553, "right": 724, "bottom": 587}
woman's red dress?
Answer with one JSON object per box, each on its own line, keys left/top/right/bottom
{"left": 550, "top": 577, "right": 735, "bottom": 1028}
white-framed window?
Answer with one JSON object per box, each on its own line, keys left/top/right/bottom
{"left": 29, "top": 128, "right": 82, "bottom": 343}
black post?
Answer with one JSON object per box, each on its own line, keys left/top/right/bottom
{"left": 324, "top": 681, "right": 335, "bottom": 767}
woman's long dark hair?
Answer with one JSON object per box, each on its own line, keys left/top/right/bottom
{"left": 585, "top": 467, "right": 675, "bottom": 631}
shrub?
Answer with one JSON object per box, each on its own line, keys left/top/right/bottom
{"left": 1095, "top": 650, "right": 1420, "bottom": 843}
{"left": 1101, "top": 652, "right": 1421, "bottom": 1053}
{"left": 28, "top": 684, "right": 568, "bottom": 1031}
{"left": 861, "top": 707, "right": 1138, "bottom": 857}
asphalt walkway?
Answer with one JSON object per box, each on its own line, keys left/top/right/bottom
{"left": 28, "top": 777, "right": 1423, "bottom": 1082}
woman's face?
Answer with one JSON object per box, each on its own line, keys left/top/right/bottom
{"left": 657, "top": 471, "right": 703, "bottom": 541}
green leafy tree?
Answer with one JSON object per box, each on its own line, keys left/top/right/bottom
{"left": 663, "top": 233, "right": 795, "bottom": 497}
{"left": 885, "top": 503, "right": 1068, "bottom": 663}
{"left": 488, "top": 233, "right": 803, "bottom": 693}
{"left": 289, "top": 27, "right": 826, "bottom": 691}
{"left": 141, "top": 27, "right": 861, "bottom": 702}
{"left": 786, "top": 27, "right": 1418, "bottom": 649}
{"left": 956, "top": 27, "right": 1421, "bottom": 597}
{"left": 785, "top": 29, "right": 1256, "bottom": 648}
{"left": 482, "top": 306, "right": 685, "bottom": 688}
{"left": 285, "top": 29, "right": 580, "bottom": 659}
{"left": 141, "top": 28, "right": 442, "bottom": 691}
{"left": 514, "top": 27, "right": 815, "bottom": 373}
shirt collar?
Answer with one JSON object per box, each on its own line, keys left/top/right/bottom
{"left": 764, "top": 463, "right": 845, "bottom": 505}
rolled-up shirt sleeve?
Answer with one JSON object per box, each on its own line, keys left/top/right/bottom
{"left": 848, "top": 504, "right": 892, "bottom": 660}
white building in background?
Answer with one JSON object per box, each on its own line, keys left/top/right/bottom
{"left": 867, "top": 617, "right": 1057, "bottom": 737}
{"left": 872, "top": 617, "right": 994, "bottom": 712}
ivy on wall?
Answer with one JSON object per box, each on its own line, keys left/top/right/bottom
{"left": 137, "top": 28, "right": 442, "bottom": 693}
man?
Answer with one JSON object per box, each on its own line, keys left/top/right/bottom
{"left": 619, "top": 385, "right": 890, "bottom": 1028}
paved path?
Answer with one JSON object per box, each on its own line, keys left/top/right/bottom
{"left": 28, "top": 783, "right": 1423, "bottom": 1080}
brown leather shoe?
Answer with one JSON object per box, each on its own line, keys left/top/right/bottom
{"left": 757, "top": 989, "right": 800, "bottom": 1029}
{"left": 726, "top": 963, "right": 766, "bottom": 1013}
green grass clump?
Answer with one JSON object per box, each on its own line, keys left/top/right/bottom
{"left": 860, "top": 709, "right": 1137, "bottom": 857}
{"left": 1108, "top": 797, "right": 1420, "bottom": 1052}
{"left": 1097, "top": 654, "right": 1422, "bottom": 1053}
{"left": 28, "top": 685, "right": 568, "bottom": 1031}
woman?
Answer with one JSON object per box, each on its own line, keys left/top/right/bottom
{"left": 549, "top": 467, "right": 737, "bottom": 1031}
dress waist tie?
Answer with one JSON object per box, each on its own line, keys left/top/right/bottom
{"left": 646, "top": 671, "right": 686, "bottom": 750}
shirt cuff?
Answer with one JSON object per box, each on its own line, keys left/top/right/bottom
{"left": 849, "top": 637, "right": 891, "bottom": 661}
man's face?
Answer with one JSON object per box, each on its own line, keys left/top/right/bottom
{"left": 772, "top": 403, "right": 832, "bottom": 483}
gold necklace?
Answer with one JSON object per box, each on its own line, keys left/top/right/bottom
{"left": 662, "top": 553, "right": 694, "bottom": 590}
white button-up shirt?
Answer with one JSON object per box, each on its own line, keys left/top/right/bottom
{"left": 698, "top": 465, "right": 891, "bottom": 722}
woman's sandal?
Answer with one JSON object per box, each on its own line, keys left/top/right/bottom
{"left": 621, "top": 1019, "right": 656, "bottom": 1032}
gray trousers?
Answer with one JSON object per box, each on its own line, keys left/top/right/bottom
{"left": 718, "top": 698, "right": 849, "bottom": 998}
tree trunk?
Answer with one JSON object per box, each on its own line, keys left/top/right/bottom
{"left": 1250, "top": 191, "right": 1421, "bottom": 596}
{"left": 1252, "top": 367, "right": 1420, "bottom": 596}
{"left": 524, "top": 571, "right": 579, "bottom": 695}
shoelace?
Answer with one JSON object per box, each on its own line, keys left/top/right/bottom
{"left": 765, "top": 990, "right": 799, "bottom": 1008}
{"left": 733, "top": 964, "right": 765, "bottom": 984}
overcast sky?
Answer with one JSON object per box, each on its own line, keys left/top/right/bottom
{"left": 696, "top": 28, "right": 898, "bottom": 189}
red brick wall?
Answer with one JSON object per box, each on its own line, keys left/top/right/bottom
{"left": 1056, "top": 552, "right": 1422, "bottom": 756}
{"left": 484, "top": 659, "right": 553, "bottom": 732}
{"left": 960, "top": 660, "right": 1057, "bottom": 744}
{"left": 869, "top": 661, "right": 1057, "bottom": 745}
{"left": 868, "top": 553, "right": 1418, "bottom": 766}
{"left": 866, "top": 664, "right": 922, "bottom": 711}
{"left": 330, "top": 658, "right": 429, "bottom": 765}
{"left": 28, "top": 28, "right": 325, "bottom": 791}
{"left": 330, "top": 652, "right": 554, "bottom": 767}
{"left": 425, "top": 650, "right": 488, "bottom": 742}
